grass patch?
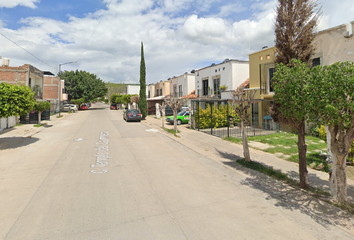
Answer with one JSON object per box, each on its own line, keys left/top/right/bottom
{"left": 237, "top": 159, "right": 289, "bottom": 182}
{"left": 33, "top": 124, "right": 43, "bottom": 127}
{"left": 236, "top": 159, "right": 331, "bottom": 198}
{"left": 57, "top": 115, "right": 64, "bottom": 118}
{"left": 163, "top": 128, "right": 180, "bottom": 137}
{"left": 225, "top": 132, "right": 328, "bottom": 172}
{"left": 15, "top": 123, "right": 24, "bottom": 127}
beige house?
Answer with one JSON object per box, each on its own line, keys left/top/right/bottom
{"left": 249, "top": 21, "right": 354, "bottom": 127}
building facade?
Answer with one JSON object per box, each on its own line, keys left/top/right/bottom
{"left": 195, "top": 59, "right": 249, "bottom": 99}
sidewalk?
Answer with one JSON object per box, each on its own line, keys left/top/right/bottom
{"left": 0, "top": 112, "right": 72, "bottom": 138}
{"left": 143, "top": 115, "right": 354, "bottom": 200}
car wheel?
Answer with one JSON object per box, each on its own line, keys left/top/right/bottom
{"left": 177, "top": 119, "right": 182, "bottom": 125}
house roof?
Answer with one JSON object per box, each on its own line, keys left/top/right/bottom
{"left": 182, "top": 90, "right": 199, "bottom": 99}
{"left": 235, "top": 78, "right": 250, "bottom": 95}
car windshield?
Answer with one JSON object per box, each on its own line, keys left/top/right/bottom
{"left": 128, "top": 109, "right": 140, "bottom": 114}
{"left": 177, "top": 111, "right": 187, "bottom": 116}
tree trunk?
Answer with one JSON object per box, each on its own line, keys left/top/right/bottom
{"left": 38, "top": 111, "right": 42, "bottom": 125}
{"left": 161, "top": 111, "right": 165, "bottom": 129}
{"left": 241, "top": 120, "right": 251, "bottom": 161}
{"left": 329, "top": 132, "right": 350, "bottom": 204}
{"left": 173, "top": 109, "right": 177, "bottom": 133}
{"left": 298, "top": 121, "right": 309, "bottom": 188}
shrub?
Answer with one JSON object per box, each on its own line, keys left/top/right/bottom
{"left": 318, "top": 125, "right": 327, "bottom": 141}
{"left": 196, "top": 103, "right": 239, "bottom": 129}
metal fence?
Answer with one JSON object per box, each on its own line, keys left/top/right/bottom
{"left": 191, "top": 99, "right": 279, "bottom": 139}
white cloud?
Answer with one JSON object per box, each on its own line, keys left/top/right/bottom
{"left": 0, "top": 0, "right": 353, "bottom": 85}
{"left": 0, "top": 0, "right": 39, "bottom": 9}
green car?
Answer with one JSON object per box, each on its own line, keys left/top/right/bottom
{"left": 166, "top": 111, "right": 190, "bottom": 125}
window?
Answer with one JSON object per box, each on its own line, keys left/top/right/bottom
{"left": 148, "top": 91, "right": 150, "bottom": 98}
{"left": 178, "top": 85, "right": 182, "bottom": 97}
{"left": 259, "top": 56, "right": 263, "bottom": 61}
{"left": 269, "top": 68, "right": 275, "bottom": 93}
{"left": 266, "top": 55, "right": 271, "bottom": 59}
{"left": 213, "top": 78, "right": 220, "bottom": 95}
{"left": 252, "top": 103, "right": 259, "bottom": 127}
{"left": 173, "top": 84, "right": 177, "bottom": 98}
{"left": 29, "top": 78, "right": 31, "bottom": 87}
{"left": 202, "top": 79, "right": 209, "bottom": 96}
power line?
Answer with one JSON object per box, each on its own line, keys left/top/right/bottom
{"left": 85, "top": 0, "right": 113, "bottom": 47}
{"left": 0, "top": 32, "right": 57, "bottom": 71}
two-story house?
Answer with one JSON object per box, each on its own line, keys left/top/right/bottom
{"left": 249, "top": 21, "right": 354, "bottom": 127}
{"left": 169, "top": 72, "right": 195, "bottom": 107}
{"left": 195, "top": 59, "right": 249, "bottom": 100}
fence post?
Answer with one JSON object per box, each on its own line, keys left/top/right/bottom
{"left": 227, "top": 101, "right": 230, "bottom": 138}
{"left": 210, "top": 102, "right": 213, "bottom": 135}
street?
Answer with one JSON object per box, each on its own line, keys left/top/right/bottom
{"left": 1, "top": 102, "right": 354, "bottom": 240}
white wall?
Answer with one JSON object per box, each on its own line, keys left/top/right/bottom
{"left": 195, "top": 60, "right": 249, "bottom": 98}
{"left": 127, "top": 85, "right": 140, "bottom": 95}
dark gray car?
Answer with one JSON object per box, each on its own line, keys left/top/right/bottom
{"left": 123, "top": 109, "right": 142, "bottom": 122}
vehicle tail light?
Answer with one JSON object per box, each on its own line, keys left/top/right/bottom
{"left": 138, "top": 114, "right": 141, "bottom": 116}
{"left": 128, "top": 114, "right": 132, "bottom": 116}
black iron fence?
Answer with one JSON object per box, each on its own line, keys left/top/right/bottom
{"left": 190, "top": 99, "right": 279, "bottom": 139}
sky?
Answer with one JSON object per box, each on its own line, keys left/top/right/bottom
{"left": 0, "top": 0, "right": 353, "bottom": 85}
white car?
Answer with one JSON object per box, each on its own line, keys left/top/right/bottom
{"left": 62, "top": 104, "right": 78, "bottom": 112}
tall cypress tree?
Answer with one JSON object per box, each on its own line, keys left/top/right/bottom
{"left": 139, "top": 41, "right": 147, "bottom": 119}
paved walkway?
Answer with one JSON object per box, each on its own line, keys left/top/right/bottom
{"left": 1, "top": 112, "right": 353, "bottom": 201}
{"left": 143, "top": 115, "right": 354, "bottom": 201}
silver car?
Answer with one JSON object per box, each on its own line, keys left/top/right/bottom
{"left": 62, "top": 104, "right": 78, "bottom": 112}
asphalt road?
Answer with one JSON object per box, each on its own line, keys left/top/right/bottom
{"left": 1, "top": 103, "right": 354, "bottom": 240}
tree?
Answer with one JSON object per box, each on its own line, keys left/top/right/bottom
{"left": 106, "top": 82, "right": 126, "bottom": 104}
{"left": 310, "top": 61, "right": 354, "bottom": 204}
{"left": 273, "top": 0, "right": 320, "bottom": 189}
{"left": 159, "top": 102, "right": 166, "bottom": 128}
{"left": 272, "top": 59, "right": 313, "bottom": 188}
{"left": 33, "top": 101, "right": 51, "bottom": 125}
{"left": 59, "top": 70, "right": 107, "bottom": 102}
{"left": 165, "top": 97, "right": 184, "bottom": 132}
{"left": 231, "top": 87, "right": 258, "bottom": 161}
{"left": 71, "top": 98, "right": 85, "bottom": 108}
{"left": 139, "top": 42, "right": 147, "bottom": 120}
{"left": 0, "top": 83, "right": 36, "bottom": 118}
{"left": 275, "top": 0, "right": 321, "bottom": 65}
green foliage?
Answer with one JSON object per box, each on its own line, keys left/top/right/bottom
{"left": 139, "top": 42, "right": 147, "bottom": 119}
{"left": 0, "top": 82, "right": 36, "bottom": 118}
{"left": 33, "top": 101, "right": 51, "bottom": 112}
{"left": 110, "top": 94, "right": 133, "bottom": 105}
{"left": 59, "top": 70, "right": 107, "bottom": 102}
{"left": 71, "top": 98, "right": 85, "bottom": 107}
{"left": 310, "top": 62, "right": 354, "bottom": 128}
{"left": 348, "top": 142, "right": 354, "bottom": 165}
{"left": 237, "top": 159, "right": 289, "bottom": 181}
{"left": 106, "top": 82, "right": 126, "bottom": 101}
{"left": 196, "top": 103, "right": 239, "bottom": 129}
{"left": 318, "top": 125, "right": 327, "bottom": 141}
{"left": 225, "top": 132, "right": 328, "bottom": 171}
{"left": 273, "top": 59, "right": 312, "bottom": 124}
{"left": 163, "top": 128, "right": 180, "bottom": 137}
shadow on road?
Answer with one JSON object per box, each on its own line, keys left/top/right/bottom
{"left": 214, "top": 148, "right": 354, "bottom": 230}
{"left": 0, "top": 137, "right": 39, "bottom": 150}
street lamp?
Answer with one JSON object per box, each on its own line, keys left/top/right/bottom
{"left": 58, "top": 61, "right": 77, "bottom": 117}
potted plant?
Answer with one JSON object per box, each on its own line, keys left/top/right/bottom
{"left": 219, "top": 85, "right": 228, "bottom": 92}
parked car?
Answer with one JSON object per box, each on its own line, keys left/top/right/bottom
{"left": 80, "top": 104, "right": 88, "bottom": 110}
{"left": 110, "top": 104, "right": 118, "bottom": 110}
{"left": 166, "top": 111, "right": 190, "bottom": 125}
{"left": 62, "top": 104, "right": 78, "bottom": 112}
{"left": 160, "top": 106, "right": 181, "bottom": 116}
{"left": 123, "top": 109, "right": 142, "bottom": 122}
{"left": 147, "top": 106, "right": 156, "bottom": 115}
